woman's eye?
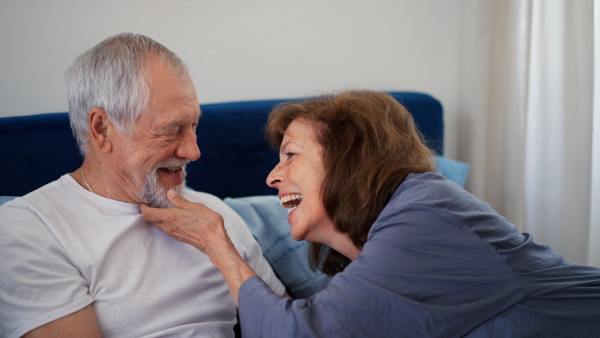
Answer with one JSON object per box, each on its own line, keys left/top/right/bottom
{"left": 285, "top": 152, "right": 296, "bottom": 160}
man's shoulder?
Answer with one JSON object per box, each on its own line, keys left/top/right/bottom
{"left": 1, "top": 175, "right": 72, "bottom": 211}
{"left": 183, "top": 188, "right": 223, "bottom": 205}
{"left": 182, "top": 188, "right": 236, "bottom": 216}
{"left": 0, "top": 176, "right": 74, "bottom": 246}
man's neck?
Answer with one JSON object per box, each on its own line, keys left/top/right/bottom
{"left": 72, "top": 158, "right": 142, "bottom": 205}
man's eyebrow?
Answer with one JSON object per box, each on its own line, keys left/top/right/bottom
{"left": 160, "top": 113, "right": 201, "bottom": 131}
{"left": 161, "top": 121, "right": 181, "bottom": 131}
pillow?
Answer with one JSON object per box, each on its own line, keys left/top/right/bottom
{"left": 0, "top": 196, "right": 16, "bottom": 206}
{"left": 435, "top": 155, "right": 469, "bottom": 187}
{"left": 224, "top": 196, "right": 331, "bottom": 299}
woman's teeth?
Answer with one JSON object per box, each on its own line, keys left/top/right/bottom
{"left": 288, "top": 205, "right": 298, "bottom": 214}
{"left": 280, "top": 193, "right": 303, "bottom": 211}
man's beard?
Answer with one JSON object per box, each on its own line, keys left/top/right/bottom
{"left": 137, "top": 158, "right": 190, "bottom": 208}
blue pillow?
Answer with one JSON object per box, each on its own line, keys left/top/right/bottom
{"left": 224, "top": 196, "right": 331, "bottom": 299}
{"left": 435, "top": 155, "right": 469, "bottom": 187}
{"left": 0, "top": 196, "right": 16, "bottom": 206}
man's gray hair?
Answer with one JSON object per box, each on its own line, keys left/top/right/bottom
{"left": 65, "top": 33, "right": 189, "bottom": 155}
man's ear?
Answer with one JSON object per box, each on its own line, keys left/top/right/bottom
{"left": 88, "top": 108, "right": 113, "bottom": 152}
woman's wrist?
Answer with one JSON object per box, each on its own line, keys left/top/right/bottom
{"left": 208, "top": 249, "right": 258, "bottom": 306}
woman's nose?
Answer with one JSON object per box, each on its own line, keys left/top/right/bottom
{"left": 266, "top": 163, "right": 282, "bottom": 188}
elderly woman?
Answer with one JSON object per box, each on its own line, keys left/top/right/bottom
{"left": 142, "top": 90, "right": 600, "bottom": 337}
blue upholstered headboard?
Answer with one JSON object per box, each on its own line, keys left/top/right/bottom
{"left": 0, "top": 92, "right": 443, "bottom": 198}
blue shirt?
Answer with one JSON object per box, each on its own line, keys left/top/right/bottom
{"left": 238, "top": 173, "right": 600, "bottom": 337}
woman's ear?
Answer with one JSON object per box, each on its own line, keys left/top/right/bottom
{"left": 88, "top": 108, "right": 113, "bottom": 153}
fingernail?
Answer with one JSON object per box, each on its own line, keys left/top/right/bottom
{"left": 168, "top": 189, "right": 178, "bottom": 198}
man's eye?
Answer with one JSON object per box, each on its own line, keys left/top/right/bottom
{"left": 285, "top": 152, "right": 296, "bottom": 159}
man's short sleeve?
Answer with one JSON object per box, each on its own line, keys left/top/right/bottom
{"left": 0, "top": 202, "right": 93, "bottom": 338}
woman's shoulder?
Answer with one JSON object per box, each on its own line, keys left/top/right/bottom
{"left": 374, "top": 172, "right": 518, "bottom": 246}
{"left": 392, "top": 172, "right": 486, "bottom": 212}
{"left": 399, "top": 172, "right": 467, "bottom": 194}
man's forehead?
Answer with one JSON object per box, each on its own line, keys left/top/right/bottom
{"left": 136, "top": 108, "right": 200, "bottom": 129}
{"left": 156, "top": 109, "right": 200, "bottom": 122}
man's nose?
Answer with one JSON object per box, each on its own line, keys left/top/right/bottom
{"left": 177, "top": 130, "right": 201, "bottom": 161}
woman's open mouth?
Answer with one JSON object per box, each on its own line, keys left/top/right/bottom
{"left": 280, "top": 193, "right": 303, "bottom": 213}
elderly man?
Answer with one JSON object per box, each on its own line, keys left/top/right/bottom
{"left": 0, "top": 33, "right": 285, "bottom": 337}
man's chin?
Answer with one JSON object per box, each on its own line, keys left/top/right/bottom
{"left": 144, "top": 198, "right": 172, "bottom": 209}
{"left": 140, "top": 184, "right": 185, "bottom": 208}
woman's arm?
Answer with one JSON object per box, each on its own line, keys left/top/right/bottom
{"left": 141, "top": 189, "right": 257, "bottom": 305}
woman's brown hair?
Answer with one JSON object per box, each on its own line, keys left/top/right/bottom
{"left": 266, "top": 90, "right": 435, "bottom": 275}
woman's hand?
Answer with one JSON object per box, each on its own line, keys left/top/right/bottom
{"left": 140, "top": 189, "right": 226, "bottom": 254}
{"left": 141, "top": 189, "right": 257, "bottom": 305}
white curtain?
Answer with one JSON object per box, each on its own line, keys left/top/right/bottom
{"left": 591, "top": 0, "right": 600, "bottom": 266}
{"left": 458, "top": 0, "right": 599, "bottom": 266}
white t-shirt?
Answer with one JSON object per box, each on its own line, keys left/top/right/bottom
{"left": 0, "top": 175, "right": 285, "bottom": 338}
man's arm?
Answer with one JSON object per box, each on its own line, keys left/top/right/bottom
{"left": 22, "top": 305, "right": 101, "bottom": 338}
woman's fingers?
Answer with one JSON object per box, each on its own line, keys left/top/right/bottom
{"left": 164, "top": 189, "right": 223, "bottom": 225}
{"left": 142, "top": 191, "right": 256, "bottom": 304}
{"left": 166, "top": 189, "right": 192, "bottom": 210}
{"left": 140, "top": 191, "right": 225, "bottom": 252}
{"left": 141, "top": 190, "right": 198, "bottom": 226}
{"left": 140, "top": 204, "right": 182, "bottom": 242}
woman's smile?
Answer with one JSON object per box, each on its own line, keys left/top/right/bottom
{"left": 267, "top": 118, "right": 334, "bottom": 242}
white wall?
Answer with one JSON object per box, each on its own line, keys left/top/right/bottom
{"left": 0, "top": 0, "right": 462, "bottom": 158}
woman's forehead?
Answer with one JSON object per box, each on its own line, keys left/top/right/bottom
{"left": 283, "top": 118, "right": 319, "bottom": 139}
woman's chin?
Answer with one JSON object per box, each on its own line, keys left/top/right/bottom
{"left": 290, "top": 232, "right": 304, "bottom": 242}
{"left": 289, "top": 225, "right": 306, "bottom": 242}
